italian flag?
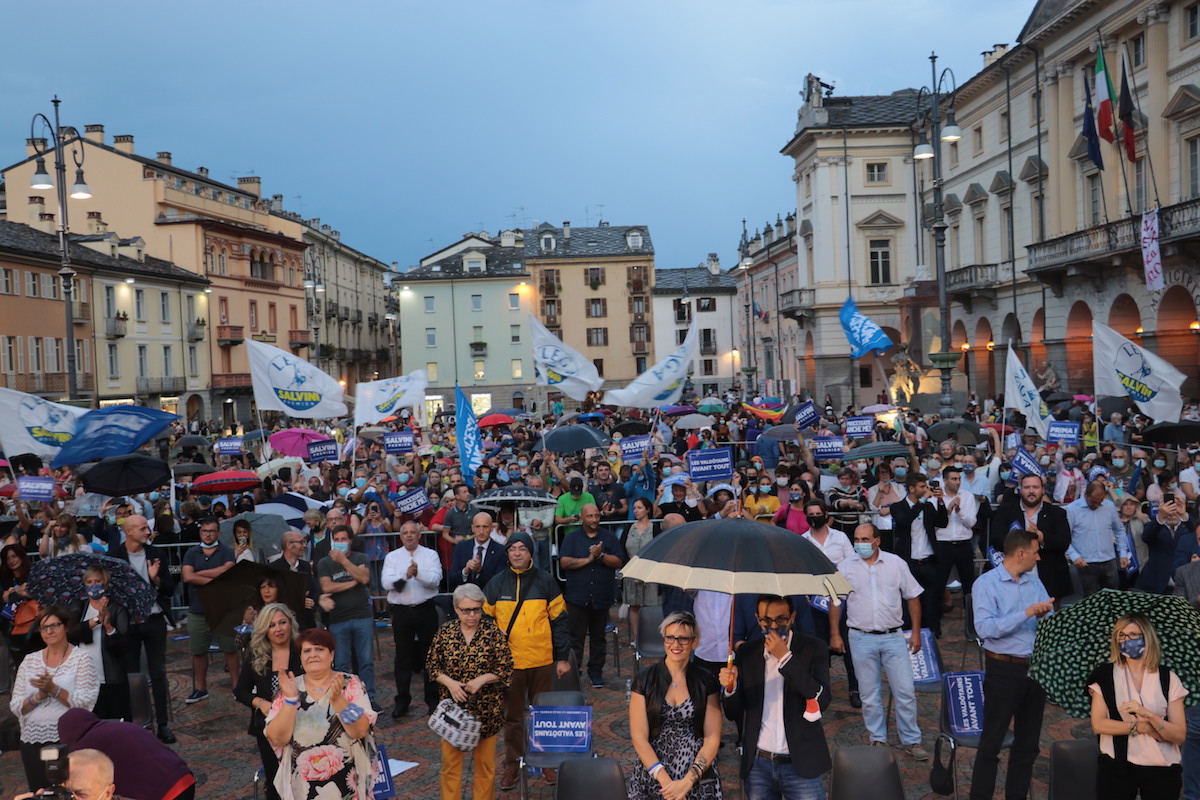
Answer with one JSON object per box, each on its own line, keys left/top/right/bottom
{"left": 1095, "top": 45, "right": 1117, "bottom": 143}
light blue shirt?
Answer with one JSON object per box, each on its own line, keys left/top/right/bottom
{"left": 1065, "top": 497, "right": 1129, "bottom": 563}
{"left": 963, "top": 458, "right": 998, "bottom": 498}
{"left": 972, "top": 561, "right": 1051, "bottom": 657}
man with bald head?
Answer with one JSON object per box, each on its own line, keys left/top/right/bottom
{"left": 450, "top": 511, "right": 507, "bottom": 590}
{"left": 382, "top": 520, "right": 442, "bottom": 718}
{"left": 108, "top": 515, "right": 177, "bottom": 743}
{"left": 12, "top": 748, "right": 117, "bottom": 800}
{"left": 559, "top": 503, "right": 627, "bottom": 687}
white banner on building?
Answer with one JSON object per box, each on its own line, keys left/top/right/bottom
{"left": 1003, "top": 345, "right": 1052, "bottom": 440}
{"left": 245, "top": 338, "right": 348, "bottom": 419}
{"left": 530, "top": 315, "right": 603, "bottom": 401}
{"left": 1140, "top": 208, "right": 1165, "bottom": 292}
{"left": 354, "top": 371, "right": 427, "bottom": 428}
{"left": 604, "top": 319, "right": 697, "bottom": 408}
{"left": 1093, "top": 322, "right": 1184, "bottom": 423}
{"left": 0, "top": 388, "right": 87, "bottom": 459}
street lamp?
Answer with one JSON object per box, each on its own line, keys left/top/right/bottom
{"left": 304, "top": 249, "right": 326, "bottom": 368}
{"left": 29, "top": 97, "right": 92, "bottom": 401}
{"left": 912, "top": 53, "right": 961, "bottom": 420}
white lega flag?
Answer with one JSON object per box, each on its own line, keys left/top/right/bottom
{"left": 530, "top": 314, "right": 603, "bottom": 401}
{"left": 1093, "top": 322, "right": 1185, "bottom": 422}
{"left": 354, "top": 371, "right": 428, "bottom": 428}
{"left": 245, "top": 338, "right": 348, "bottom": 419}
{"left": 0, "top": 388, "right": 87, "bottom": 459}
{"left": 604, "top": 319, "right": 698, "bottom": 408}
{"left": 1004, "top": 345, "right": 1053, "bottom": 440}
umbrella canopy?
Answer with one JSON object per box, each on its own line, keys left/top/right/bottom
{"left": 982, "top": 422, "right": 1016, "bottom": 436}
{"left": 1073, "top": 394, "right": 1094, "bottom": 402}
{"left": 80, "top": 454, "right": 171, "bottom": 497}
{"left": 219, "top": 511, "right": 293, "bottom": 560}
{"left": 172, "top": 462, "right": 215, "bottom": 476}
{"left": 1031, "top": 589, "right": 1200, "bottom": 717}
{"left": 1098, "top": 396, "right": 1135, "bottom": 420}
{"left": 556, "top": 411, "right": 581, "bottom": 425}
{"left": 417, "top": 444, "right": 446, "bottom": 456}
{"left": 1142, "top": 421, "right": 1200, "bottom": 447}
{"left": 846, "top": 441, "right": 913, "bottom": 460}
{"left": 927, "top": 418, "right": 982, "bottom": 445}
{"left": 577, "top": 412, "right": 606, "bottom": 422}
{"left": 257, "top": 457, "right": 304, "bottom": 479}
{"left": 611, "top": 421, "right": 651, "bottom": 437}
{"left": 199, "top": 560, "right": 309, "bottom": 638}
{"left": 241, "top": 429, "right": 270, "bottom": 442}
{"left": 26, "top": 552, "right": 158, "bottom": 623}
{"left": 269, "top": 428, "right": 332, "bottom": 458}
{"left": 861, "top": 404, "right": 897, "bottom": 414}
{"left": 65, "top": 493, "right": 110, "bottom": 517}
{"left": 358, "top": 426, "right": 385, "bottom": 441}
{"left": 1045, "top": 391, "right": 1074, "bottom": 403}
{"left": 190, "top": 470, "right": 262, "bottom": 495}
{"left": 621, "top": 518, "right": 852, "bottom": 598}
{"left": 176, "top": 435, "right": 210, "bottom": 449}
{"left": 659, "top": 405, "right": 696, "bottom": 417}
{"left": 477, "top": 414, "right": 516, "bottom": 428}
{"left": 761, "top": 426, "right": 801, "bottom": 443}
{"left": 673, "top": 413, "right": 715, "bottom": 430}
{"left": 253, "top": 502, "right": 307, "bottom": 525}
{"left": 470, "top": 485, "right": 558, "bottom": 511}
{"left": 483, "top": 407, "right": 524, "bottom": 418}
{"left": 540, "top": 424, "right": 611, "bottom": 453}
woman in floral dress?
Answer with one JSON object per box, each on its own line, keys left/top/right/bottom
{"left": 266, "top": 627, "right": 379, "bottom": 800}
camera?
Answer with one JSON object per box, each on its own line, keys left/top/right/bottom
{"left": 39, "top": 744, "right": 72, "bottom": 800}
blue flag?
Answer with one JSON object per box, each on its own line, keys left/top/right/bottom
{"left": 839, "top": 297, "right": 894, "bottom": 358}
{"left": 455, "top": 386, "right": 484, "bottom": 482}
{"left": 1083, "top": 73, "right": 1105, "bottom": 172}
{"left": 51, "top": 406, "right": 177, "bottom": 467}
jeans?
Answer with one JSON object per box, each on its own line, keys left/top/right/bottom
{"left": 968, "top": 657, "right": 1045, "bottom": 800}
{"left": 746, "top": 757, "right": 826, "bottom": 800}
{"left": 1079, "top": 559, "right": 1120, "bottom": 597}
{"left": 1183, "top": 703, "right": 1200, "bottom": 800}
{"left": 330, "top": 616, "right": 376, "bottom": 702}
{"left": 848, "top": 629, "right": 921, "bottom": 746}
{"left": 124, "top": 612, "right": 170, "bottom": 727}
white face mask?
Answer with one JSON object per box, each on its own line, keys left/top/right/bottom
{"left": 776, "top": 477, "right": 788, "bottom": 486}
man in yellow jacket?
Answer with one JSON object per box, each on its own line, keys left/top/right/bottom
{"left": 483, "top": 530, "right": 571, "bottom": 790}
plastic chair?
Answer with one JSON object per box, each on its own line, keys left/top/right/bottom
{"left": 935, "top": 670, "right": 1013, "bottom": 800}
{"left": 519, "top": 690, "right": 591, "bottom": 800}
{"left": 830, "top": 744, "right": 904, "bottom": 800}
{"left": 1048, "top": 739, "right": 1098, "bottom": 800}
{"left": 555, "top": 756, "right": 625, "bottom": 800}
{"left": 961, "top": 594, "right": 985, "bottom": 670}
{"left": 126, "top": 672, "right": 154, "bottom": 730}
{"left": 634, "top": 605, "right": 666, "bottom": 669}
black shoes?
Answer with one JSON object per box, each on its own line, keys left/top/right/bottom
{"left": 158, "top": 725, "right": 177, "bottom": 744}
{"left": 849, "top": 691, "right": 862, "bottom": 709}
{"left": 392, "top": 703, "right": 410, "bottom": 719}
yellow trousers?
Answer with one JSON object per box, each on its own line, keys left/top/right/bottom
{"left": 440, "top": 735, "right": 497, "bottom": 800}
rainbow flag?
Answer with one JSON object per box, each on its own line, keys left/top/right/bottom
{"left": 743, "top": 402, "right": 784, "bottom": 421}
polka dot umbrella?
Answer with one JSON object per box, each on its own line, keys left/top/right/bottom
{"left": 1029, "top": 588, "right": 1200, "bottom": 717}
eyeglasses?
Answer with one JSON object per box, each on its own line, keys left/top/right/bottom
{"left": 757, "top": 616, "right": 792, "bottom": 627}
{"left": 1117, "top": 631, "right": 1143, "bottom": 641}
{"left": 663, "top": 634, "right": 695, "bottom": 645}
{"left": 456, "top": 606, "right": 483, "bottom": 615}
{"left": 40, "top": 622, "right": 64, "bottom": 631}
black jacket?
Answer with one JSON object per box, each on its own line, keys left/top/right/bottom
{"left": 107, "top": 542, "right": 178, "bottom": 623}
{"left": 633, "top": 661, "right": 718, "bottom": 780}
{"left": 450, "top": 537, "right": 507, "bottom": 590}
{"left": 66, "top": 599, "right": 129, "bottom": 683}
{"left": 889, "top": 497, "right": 949, "bottom": 562}
{"left": 234, "top": 647, "right": 304, "bottom": 736}
{"left": 721, "top": 631, "right": 831, "bottom": 779}
{"left": 266, "top": 555, "right": 319, "bottom": 629}
{"left": 989, "top": 500, "right": 1072, "bottom": 600}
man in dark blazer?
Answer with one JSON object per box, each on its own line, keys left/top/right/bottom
{"left": 107, "top": 515, "right": 178, "bottom": 743}
{"left": 719, "top": 595, "right": 832, "bottom": 798}
{"left": 889, "top": 472, "right": 950, "bottom": 635}
{"left": 449, "top": 512, "right": 507, "bottom": 590}
{"left": 989, "top": 473, "right": 1072, "bottom": 602}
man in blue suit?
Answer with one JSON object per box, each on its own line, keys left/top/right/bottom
{"left": 450, "top": 512, "right": 507, "bottom": 590}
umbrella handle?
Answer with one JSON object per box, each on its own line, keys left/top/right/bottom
{"left": 823, "top": 577, "right": 842, "bottom": 608}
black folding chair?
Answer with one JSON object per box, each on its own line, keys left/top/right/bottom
{"left": 518, "top": 690, "right": 591, "bottom": 800}
{"left": 1048, "top": 739, "right": 1099, "bottom": 800}
{"left": 555, "top": 756, "right": 624, "bottom": 800}
{"left": 830, "top": 744, "right": 904, "bottom": 800}
{"left": 934, "top": 670, "right": 1013, "bottom": 800}
{"left": 634, "top": 605, "right": 666, "bottom": 669}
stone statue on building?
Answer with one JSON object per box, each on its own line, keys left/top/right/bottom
{"left": 1035, "top": 360, "right": 1060, "bottom": 395}
{"left": 804, "top": 73, "right": 827, "bottom": 108}
{"left": 888, "top": 343, "right": 923, "bottom": 406}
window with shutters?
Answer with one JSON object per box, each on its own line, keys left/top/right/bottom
{"left": 107, "top": 344, "right": 119, "bottom": 377}
{"left": 593, "top": 359, "right": 604, "bottom": 377}
{"left": 163, "top": 345, "right": 173, "bottom": 377}
{"left": 137, "top": 345, "right": 148, "bottom": 378}
{"left": 135, "top": 289, "right": 146, "bottom": 321}
{"left": 630, "top": 295, "right": 646, "bottom": 314}
{"left": 188, "top": 345, "right": 199, "bottom": 376}
{"left": 586, "top": 266, "right": 605, "bottom": 286}
{"left": 48, "top": 339, "right": 62, "bottom": 372}
{"left": 586, "top": 328, "right": 609, "bottom": 347}
{"left": 586, "top": 298, "right": 607, "bottom": 318}
{"left": 0, "top": 269, "right": 14, "bottom": 295}
{"left": 0, "top": 336, "right": 13, "bottom": 373}
{"left": 26, "top": 272, "right": 40, "bottom": 298}
{"left": 160, "top": 291, "right": 171, "bottom": 323}
{"left": 697, "top": 297, "right": 716, "bottom": 312}
{"left": 702, "top": 359, "right": 715, "bottom": 376}
{"left": 42, "top": 274, "right": 59, "bottom": 299}
{"left": 29, "top": 338, "right": 42, "bottom": 372}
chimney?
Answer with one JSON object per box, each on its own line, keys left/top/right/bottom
{"left": 197, "top": 166, "right": 209, "bottom": 177}
{"left": 271, "top": 193, "right": 283, "bottom": 212}
{"left": 26, "top": 138, "right": 47, "bottom": 158}
{"left": 87, "top": 211, "right": 108, "bottom": 234}
{"left": 237, "top": 176, "right": 262, "bottom": 197}
{"left": 321, "top": 224, "right": 332, "bottom": 234}
{"left": 775, "top": 215, "right": 784, "bottom": 238}
{"left": 706, "top": 253, "right": 720, "bottom": 275}
{"left": 113, "top": 135, "right": 134, "bottom": 154}
{"left": 28, "top": 196, "right": 46, "bottom": 226}
{"left": 84, "top": 124, "right": 105, "bottom": 144}
{"left": 562, "top": 221, "right": 571, "bottom": 240}
{"left": 983, "top": 43, "right": 1010, "bottom": 68}
{"left": 58, "top": 127, "right": 79, "bottom": 145}
{"left": 37, "top": 212, "right": 56, "bottom": 234}
{"left": 156, "top": 151, "right": 172, "bottom": 165}
{"left": 785, "top": 212, "right": 796, "bottom": 235}
{"left": 500, "top": 230, "right": 515, "bottom": 247}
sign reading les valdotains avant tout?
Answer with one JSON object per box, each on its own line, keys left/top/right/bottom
{"left": 395, "top": 487, "right": 432, "bottom": 515}
{"left": 1047, "top": 421, "right": 1081, "bottom": 445}
{"left": 306, "top": 439, "right": 340, "bottom": 464}
{"left": 17, "top": 476, "right": 55, "bottom": 502}
{"left": 811, "top": 436, "right": 845, "bottom": 461}
{"left": 216, "top": 437, "right": 243, "bottom": 455}
{"left": 686, "top": 447, "right": 734, "bottom": 481}
{"left": 618, "top": 435, "right": 651, "bottom": 464}
{"left": 904, "top": 628, "right": 940, "bottom": 684}
{"left": 793, "top": 400, "right": 820, "bottom": 430}
{"left": 946, "top": 671, "right": 985, "bottom": 736}
{"left": 383, "top": 432, "right": 414, "bottom": 454}
{"left": 843, "top": 416, "right": 875, "bottom": 438}
{"left": 527, "top": 706, "right": 592, "bottom": 753}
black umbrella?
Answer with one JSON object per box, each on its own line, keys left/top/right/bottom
{"left": 1098, "top": 396, "right": 1135, "bottom": 421}
{"left": 5, "top": 453, "right": 44, "bottom": 475}
{"left": 80, "top": 454, "right": 171, "bottom": 496}
{"left": 611, "top": 421, "right": 651, "bottom": 437}
{"left": 177, "top": 435, "right": 209, "bottom": 449}
{"left": 927, "top": 418, "right": 982, "bottom": 445}
{"left": 1044, "top": 391, "right": 1074, "bottom": 403}
{"left": 470, "top": 486, "right": 557, "bottom": 510}
{"left": 846, "top": 441, "right": 912, "bottom": 459}
{"left": 1142, "top": 421, "right": 1200, "bottom": 447}
{"left": 539, "top": 424, "right": 611, "bottom": 453}
{"left": 199, "top": 560, "right": 309, "bottom": 638}
{"left": 172, "top": 462, "right": 216, "bottom": 476}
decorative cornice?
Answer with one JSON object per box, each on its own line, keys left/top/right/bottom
{"left": 1137, "top": 3, "right": 1169, "bottom": 25}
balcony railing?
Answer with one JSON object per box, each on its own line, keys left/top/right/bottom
{"left": 289, "top": 329, "right": 313, "bottom": 348}
{"left": 136, "top": 376, "right": 186, "bottom": 395}
{"left": 778, "top": 288, "right": 815, "bottom": 323}
{"left": 0, "top": 372, "right": 69, "bottom": 393}
{"left": 212, "top": 372, "right": 252, "bottom": 388}
{"left": 216, "top": 325, "right": 245, "bottom": 345}
{"left": 187, "top": 322, "right": 206, "bottom": 342}
{"left": 470, "top": 342, "right": 487, "bottom": 357}
{"left": 106, "top": 319, "right": 127, "bottom": 338}
{"left": 633, "top": 341, "right": 650, "bottom": 355}
{"left": 541, "top": 282, "right": 559, "bottom": 297}
{"left": 700, "top": 343, "right": 718, "bottom": 355}
{"left": 367, "top": 312, "right": 379, "bottom": 327}
{"left": 945, "top": 263, "right": 999, "bottom": 312}
{"left": 338, "top": 306, "right": 350, "bottom": 321}
{"left": 72, "top": 300, "right": 91, "bottom": 323}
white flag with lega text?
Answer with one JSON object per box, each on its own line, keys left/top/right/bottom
{"left": 530, "top": 314, "right": 604, "bottom": 401}
{"left": 604, "top": 319, "right": 697, "bottom": 408}
{"left": 0, "top": 388, "right": 87, "bottom": 459}
{"left": 1093, "top": 322, "right": 1184, "bottom": 422}
{"left": 354, "top": 371, "right": 428, "bottom": 428}
{"left": 245, "top": 338, "right": 348, "bottom": 418}
{"left": 1003, "top": 345, "right": 1053, "bottom": 440}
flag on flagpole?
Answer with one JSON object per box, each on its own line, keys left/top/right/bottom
{"left": 603, "top": 319, "right": 698, "bottom": 408}
{"left": 1083, "top": 71, "right": 1105, "bottom": 172}
{"left": 753, "top": 300, "right": 768, "bottom": 322}
{"left": 1141, "top": 208, "right": 1165, "bottom": 291}
{"left": 1004, "top": 344, "right": 1053, "bottom": 440}
{"left": 354, "top": 370, "right": 427, "bottom": 428}
{"left": 839, "top": 297, "right": 895, "bottom": 358}
{"left": 245, "top": 339, "right": 347, "bottom": 419}
{"left": 1095, "top": 43, "right": 1118, "bottom": 143}
{"left": 529, "top": 315, "right": 603, "bottom": 401}
{"left": 0, "top": 388, "right": 87, "bottom": 460}
{"left": 455, "top": 386, "right": 484, "bottom": 481}
{"left": 1117, "top": 54, "right": 1138, "bottom": 163}
{"left": 1093, "top": 322, "right": 1184, "bottom": 422}
{"left": 51, "top": 406, "right": 178, "bottom": 467}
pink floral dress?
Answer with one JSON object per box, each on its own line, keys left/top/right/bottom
{"left": 267, "top": 672, "right": 380, "bottom": 800}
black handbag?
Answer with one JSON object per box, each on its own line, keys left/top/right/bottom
{"left": 929, "top": 737, "right": 953, "bottom": 795}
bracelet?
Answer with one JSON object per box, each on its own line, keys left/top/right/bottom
{"left": 283, "top": 696, "right": 300, "bottom": 706}
{"left": 1156, "top": 720, "right": 1167, "bottom": 732}
{"left": 54, "top": 686, "right": 63, "bottom": 701}
{"left": 646, "top": 762, "right": 663, "bottom": 776}
{"left": 1129, "top": 720, "right": 1139, "bottom": 737}
{"left": 337, "top": 703, "right": 365, "bottom": 725}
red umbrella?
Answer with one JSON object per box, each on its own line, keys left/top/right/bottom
{"left": 478, "top": 413, "right": 515, "bottom": 428}
{"left": 268, "top": 428, "right": 332, "bottom": 458}
{"left": 982, "top": 422, "right": 1016, "bottom": 436}
{"left": 380, "top": 415, "right": 399, "bottom": 423}
{"left": 189, "top": 470, "right": 261, "bottom": 494}
{"left": 0, "top": 482, "right": 68, "bottom": 499}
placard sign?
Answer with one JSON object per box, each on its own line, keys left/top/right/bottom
{"left": 306, "top": 439, "right": 340, "bottom": 464}
{"left": 395, "top": 487, "right": 432, "bottom": 515}
{"left": 216, "top": 437, "right": 244, "bottom": 455}
{"left": 945, "top": 671, "right": 986, "bottom": 737}
{"left": 383, "top": 432, "right": 414, "bottom": 454}
{"left": 619, "top": 435, "right": 651, "bottom": 464}
{"left": 986, "top": 546, "right": 1005, "bottom": 570}
{"left": 794, "top": 400, "right": 820, "bottom": 430}
{"left": 1005, "top": 432, "right": 1020, "bottom": 450}
{"left": 17, "top": 476, "right": 55, "bottom": 502}
{"left": 1011, "top": 448, "right": 1046, "bottom": 478}
{"left": 686, "top": 447, "right": 734, "bottom": 482}
{"left": 527, "top": 705, "right": 592, "bottom": 753}
{"left": 811, "top": 436, "right": 846, "bottom": 461}
{"left": 809, "top": 595, "right": 831, "bottom": 614}
{"left": 903, "top": 628, "right": 940, "bottom": 684}
{"left": 844, "top": 416, "right": 875, "bottom": 439}
{"left": 1047, "top": 421, "right": 1081, "bottom": 445}
{"left": 372, "top": 743, "right": 396, "bottom": 799}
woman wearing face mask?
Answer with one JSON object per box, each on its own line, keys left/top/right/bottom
{"left": 1146, "top": 470, "right": 1186, "bottom": 509}
{"left": 1135, "top": 496, "right": 1189, "bottom": 596}
{"left": 1088, "top": 613, "right": 1186, "bottom": 799}
{"left": 67, "top": 565, "right": 130, "bottom": 721}
{"left": 37, "top": 514, "right": 88, "bottom": 559}
{"left": 868, "top": 463, "right": 902, "bottom": 534}
{"left": 741, "top": 476, "right": 780, "bottom": 522}
{"left": 772, "top": 482, "right": 812, "bottom": 535}
{"left": 232, "top": 519, "right": 257, "bottom": 563}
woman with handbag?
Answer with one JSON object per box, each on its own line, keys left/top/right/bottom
{"left": 1, "top": 543, "right": 41, "bottom": 667}
{"left": 426, "top": 583, "right": 513, "bottom": 800}
{"left": 265, "top": 627, "right": 379, "bottom": 800}
{"left": 236, "top": 602, "right": 303, "bottom": 800}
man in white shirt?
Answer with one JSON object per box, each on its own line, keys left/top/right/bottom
{"left": 829, "top": 523, "right": 929, "bottom": 761}
{"left": 934, "top": 466, "right": 979, "bottom": 600}
{"left": 381, "top": 520, "right": 443, "bottom": 718}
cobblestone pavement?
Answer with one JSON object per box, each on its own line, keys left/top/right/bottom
{"left": 0, "top": 602, "right": 1087, "bottom": 799}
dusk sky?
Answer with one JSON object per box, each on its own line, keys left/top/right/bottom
{"left": 2, "top": 0, "right": 1032, "bottom": 273}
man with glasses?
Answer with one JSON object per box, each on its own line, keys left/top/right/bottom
{"left": 181, "top": 517, "right": 237, "bottom": 705}
{"left": 381, "top": 521, "right": 442, "bottom": 718}
{"left": 720, "top": 595, "right": 833, "bottom": 799}
{"left": 268, "top": 530, "right": 318, "bottom": 629}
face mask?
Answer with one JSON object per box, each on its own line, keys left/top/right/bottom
{"left": 518, "top": 461, "right": 528, "bottom": 468}
{"left": 397, "top": 472, "right": 410, "bottom": 483}
{"left": 763, "top": 623, "right": 790, "bottom": 640}
{"left": 684, "top": 497, "right": 698, "bottom": 508}
{"left": 1039, "top": 456, "right": 1051, "bottom": 466}
{"left": 1000, "top": 470, "right": 1012, "bottom": 482}
{"left": 355, "top": 477, "right": 368, "bottom": 489}
{"left": 331, "top": 541, "right": 350, "bottom": 553}
{"left": 1064, "top": 461, "right": 1077, "bottom": 470}
{"left": 662, "top": 469, "right": 672, "bottom": 478}
{"left": 1169, "top": 483, "right": 1179, "bottom": 492}
{"left": 759, "top": 486, "right": 771, "bottom": 494}
{"left": 201, "top": 540, "right": 220, "bottom": 550}
{"left": 1154, "top": 459, "right": 1166, "bottom": 469}
{"left": 894, "top": 467, "right": 907, "bottom": 479}
{"left": 1119, "top": 636, "right": 1146, "bottom": 660}
{"left": 926, "top": 463, "right": 941, "bottom": 474}
{"left": 105, "top": 514, "right": 116, "bottom": 525}
{"left": 338, "top": 487, "right": 350, "bottom": 497}
{"left": 776, "top": 477, "right": 788, "bottom": 486}
{"left": 962, "top": 464, "right": 976, "bottom": 474}
{"left": 1112, "top": 459, "right": 1126, "bottom": 469}
{"left": 608, "top": 456, "right": 618, "bottom": 464}
{"left": 784, "top": 492, "right": 801, "bottom": 504}
{"left": 808, "top": 514, "right": 828, "bottom": 529}
{"left": 85, "top": 584, "right": 105, "bottom": 600}
{"left": 33, "top": 520, "right": 45, "bottom": 529}
{"left": 854, "top": 542, "right": 875, "bottom": 559}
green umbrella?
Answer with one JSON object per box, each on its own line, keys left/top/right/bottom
{"left": 1030, "top": 589, "right": 1200, "bottom": 717}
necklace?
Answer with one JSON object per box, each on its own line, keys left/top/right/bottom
{"left": 668, "top": 668, "right": 686, "bottom": 689}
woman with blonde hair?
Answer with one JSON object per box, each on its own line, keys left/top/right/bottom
{"left": 1088, "top": 612, "right": 1187, "bottom": 800}
{"left": 38, "top": 514, "right": 88, "bottom": 558}
{"left": 236, "top": 602, "right": 303, "bottom": 800}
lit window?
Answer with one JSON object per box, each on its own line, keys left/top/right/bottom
{"left": 474, "top": 360, "right": 485, "bottom": 379}
{"left": 426, "top": 362, "right": 438, "bottom": 382}
{"left": 511, "top": 359, "right": 523, "bottom": 379}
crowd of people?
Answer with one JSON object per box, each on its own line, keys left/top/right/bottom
{"left": 0, "top": 387, "right": 1198, "bottom": 799}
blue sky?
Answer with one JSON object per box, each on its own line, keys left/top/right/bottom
{"left": 1, "top": 0, "right": 1032, "bottom": 272}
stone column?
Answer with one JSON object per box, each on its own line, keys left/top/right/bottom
{"left": 1139, "top": 4, "right": 1171, "bottom": 204}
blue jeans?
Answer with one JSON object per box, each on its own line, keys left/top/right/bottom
{"left": 1184, "top": 703, "right": 1200, "bottom": 800}
{"left": 746, "top": 757, "right": 826, "bottom": 800}
{"left": 531, "top": 536, "right": 552, "bottom": 574}
{"left": 330, "top": 616, "right": 375, "bottom": 703}
{"left": 848, "top": 629, "right": 921, "bottom": 746}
